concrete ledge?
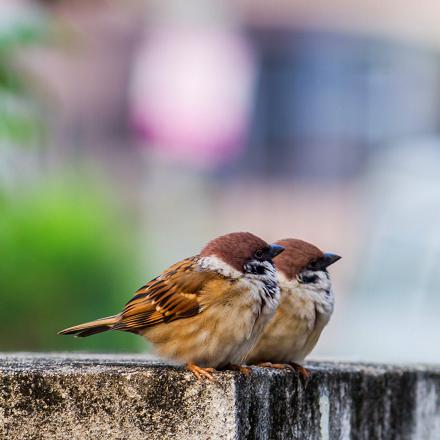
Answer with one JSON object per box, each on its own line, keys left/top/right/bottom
{"left": 1, "top": 354, "right": 440, "bottom": 439}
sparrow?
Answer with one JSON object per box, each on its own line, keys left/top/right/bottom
{"left": 59, "top": 232, "right": 284, "bottom": 380}
{"left": 246, "top": 238, "right": 341, "bottom": 379}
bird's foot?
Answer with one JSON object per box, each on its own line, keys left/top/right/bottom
{"left": 186, "top": 363, "right": 217, "bottom": 381}
{"left": 226, "top": 364, "right": 252, "bottom": 376}
{"left": 289, "top": 363, "right": 311, "bottom": 384}
{"left": 257, "top": 362, "right": 311, "bottom": 384}
{"left": 257, "top": 362, "right": 295, "bottom": 371}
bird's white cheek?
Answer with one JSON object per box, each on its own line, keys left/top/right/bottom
{"left": 198, "top": 256, "right": 242, "bottom": 279}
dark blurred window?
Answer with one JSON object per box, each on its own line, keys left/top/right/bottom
{"left": 240, "top": 30, "right": 440, "bottom": 181}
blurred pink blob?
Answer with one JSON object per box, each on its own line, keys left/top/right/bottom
{"left": 130, "top": 27, "right": 256, "bottom": 169}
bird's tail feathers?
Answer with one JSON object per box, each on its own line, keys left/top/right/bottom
{"left": 58, "top": 315, "right": 119, "bottom": 338}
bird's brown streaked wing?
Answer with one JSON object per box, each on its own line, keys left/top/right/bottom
{"left": 113, "top": 257, "right": 221, "bottom": 332}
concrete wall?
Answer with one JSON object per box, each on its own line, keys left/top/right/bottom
{"left": 1, "top": 353, "right": 439, "bottom": 439}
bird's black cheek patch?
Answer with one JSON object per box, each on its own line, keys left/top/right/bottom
{"left": 244, "top": 261, "right": 266, "bottom": 275}
{"left": 256, "top": 265, "right": 266, "bottom": 275}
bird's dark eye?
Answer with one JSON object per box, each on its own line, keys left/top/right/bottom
{"left": 254, "top": 249, "right": 264, "bottom": 259}
{"left": 308, "top": 260, "right": 319, "bottom": 271}
{"left": 297, "top": 273, "right": 319, "bottom": 284}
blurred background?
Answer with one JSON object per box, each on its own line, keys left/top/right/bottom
{"left": 1, "top": 0, "right": 440, "bottom": 362}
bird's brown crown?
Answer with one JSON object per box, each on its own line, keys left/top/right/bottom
{"left": 201, "top": 232, "right": 269, "bottom": 272}
{"left": 274, "top": 238, "right": 324, "bottom": 280}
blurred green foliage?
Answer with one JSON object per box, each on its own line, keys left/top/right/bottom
{"left": 0, "top": 6, "right": 148, "bottom": 353}
{"left": 0, "top": 7, "right": 47, "bottom": 146}
{"left": 0, "top": 180, "right": 146, "bottom": 352}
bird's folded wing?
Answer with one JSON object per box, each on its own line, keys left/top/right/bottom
{"left": 113, "top": 257, "right": 220, "bottom": 332}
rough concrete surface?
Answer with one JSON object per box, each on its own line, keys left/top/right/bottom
{"left": 0, "top": 353, "right": 439, "bottom": 440}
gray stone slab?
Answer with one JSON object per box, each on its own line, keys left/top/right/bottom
{"left": 1, "top": 353, "right": 439, "bottom": 439}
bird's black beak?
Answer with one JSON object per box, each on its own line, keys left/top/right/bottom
{"left": 320, "top": 252, "right": 341, "bottom": 268}
{"left": 268, "top": 243, "right": 285, "bottom": 258}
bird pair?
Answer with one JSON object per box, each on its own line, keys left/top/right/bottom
{"left": 59, "top": 232, "right": 340, "bottom": 380}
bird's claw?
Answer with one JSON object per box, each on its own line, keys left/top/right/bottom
{"left": 186, "top": 363, "right": 217, "bottom": 381}
{"left": 227, "top": 364, "right": 252, "bottom": 375}
{"left": 257, "top": 362, "right": 311, "bottom": 384}
{"left": 289, "top": 363, "right": 311, "bottom": 385}
{"left": 257, "top": 362, "right": 295, "bottom": 371}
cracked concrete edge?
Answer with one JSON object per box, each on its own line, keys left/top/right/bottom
{"left": 1, "top": 353, "right": 440, "bottom": 440}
